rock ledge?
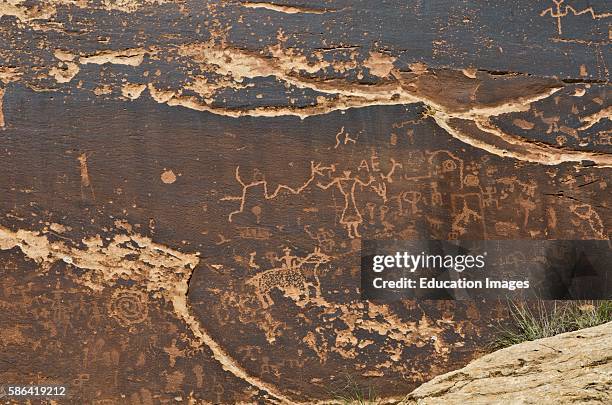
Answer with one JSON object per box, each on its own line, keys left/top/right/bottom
{"left": 405, "top": 322, "right": 612, "bottom": 404}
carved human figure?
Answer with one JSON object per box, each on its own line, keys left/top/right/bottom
{"left": 317, "top": 170, "right": 374, "bottom": 238}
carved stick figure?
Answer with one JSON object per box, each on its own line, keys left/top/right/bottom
{"left": 317, "top": 171, "right": 374, "bottom": 238}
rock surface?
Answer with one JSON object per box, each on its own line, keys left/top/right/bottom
{"left": 405, "top": 322, "right": 612, "bottom": 404}
{"left": 0, "top": 0, "right": 610, "bottom": 402}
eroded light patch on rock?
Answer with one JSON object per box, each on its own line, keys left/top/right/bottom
{"left": 0, "top": 222, "right": 303, "bottom": 404}
{"left": 241, "top": 1, "right": 330, "bottom": 14}
{"left": 161, "top": 169, "right": 177, "bottom": 184}
{"left": 121, "top": 83, "right": 147, "bottom": 100}
{"left": 49, "top": 62, "right": 80, "bottom": 83}
{"left": 0, "top": 0, "right": 56, "bottom": 22}
{"left": 0, "top": 223, "right": 202, "bottom": 350}
{"left": 80, "top": 48, "right": 147, "bottom": 66}
{"left": 364, "top": 51, "right": 396, "bottom": 77}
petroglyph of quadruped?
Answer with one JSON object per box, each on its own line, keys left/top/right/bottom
{"left": 0, "top": 0, "right": 610, "bottom": 402}
{"left": 246, "top": 247, "right": 331, "bottom": 308}
{"left": 0, "top": 223, "right": 299, "bottom": 403}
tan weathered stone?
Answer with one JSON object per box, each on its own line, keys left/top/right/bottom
{"left": 405, "top": 322, "right": 612, "bottom": 404}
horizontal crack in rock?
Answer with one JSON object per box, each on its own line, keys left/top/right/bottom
{"left": 434, "top": 116, "right": 612, "bottom": 167}
{"left": 240, "top": 1, "right": 333, "bottom": 14}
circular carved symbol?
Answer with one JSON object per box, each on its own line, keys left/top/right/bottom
{"left": 108, "top": 289, "right": 148, "bottom": 327}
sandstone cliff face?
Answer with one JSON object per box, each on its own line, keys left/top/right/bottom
{"left": 0, "top": 0, "right": 610, "bottom": 402}
{"left": 405, "top": 322, "right": 612, "bottom": 404}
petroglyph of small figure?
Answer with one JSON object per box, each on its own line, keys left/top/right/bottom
{"left": 317, "top": 171, "right": 375, "bottom": 238}
{"left": 78, "top": 152, "right": 95, "bottom": 201}
{"left": 221, "top": 161, "right": 335, "bottom": 222}
{"left": 541, "top": 0, "right": 611, "bottom": 35}
{"left": 570, "top": 203, "right": 606, "bottom": 239}
{"left": 428, "top": 150, "right": 464, "bottom": 190}
{"left": 246, "top": 247, "right": 331, "bottom": 308}
{"left": 451, "top": 193, "right": 485, "bottom": 238}
{"left": 334, "top": 126, "right": 356, "bottom": 149}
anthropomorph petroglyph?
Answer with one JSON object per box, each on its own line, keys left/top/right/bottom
{"left": 334, "top": 126, "right": 357, "bottom": 149}
{"left": 221, "top": 161, "right": 335, "bottom": 222}
{"left": 312, "top": 157, "right": 403, "bottom": 238}
{"left": 78, "top": 152, "right": 95, "bottom": 201}
{"left": 540, "top": 0, "right": 611, "bottom": 35}
{"left": 317, "top": 171, "right": 375, "bottom": 238}
{"left": 223, "top": 147, "right": 403, "bottom": 238}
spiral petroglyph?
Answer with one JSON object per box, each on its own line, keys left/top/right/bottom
{"left": 0, "top": 0, "right": 610, "bottom": 403}
{"left": 108, "top": 289, "right": 149, "bottom": 327}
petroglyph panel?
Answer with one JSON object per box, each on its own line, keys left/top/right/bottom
{"left": 0, "top": 0, "right": 610, "bottom": 403}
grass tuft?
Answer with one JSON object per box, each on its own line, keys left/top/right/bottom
{"left": 492, "top": 300, "right": 612, "bottom": 350}
{"left": 329, "top": 375, "right": 381, "bottom": 405}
